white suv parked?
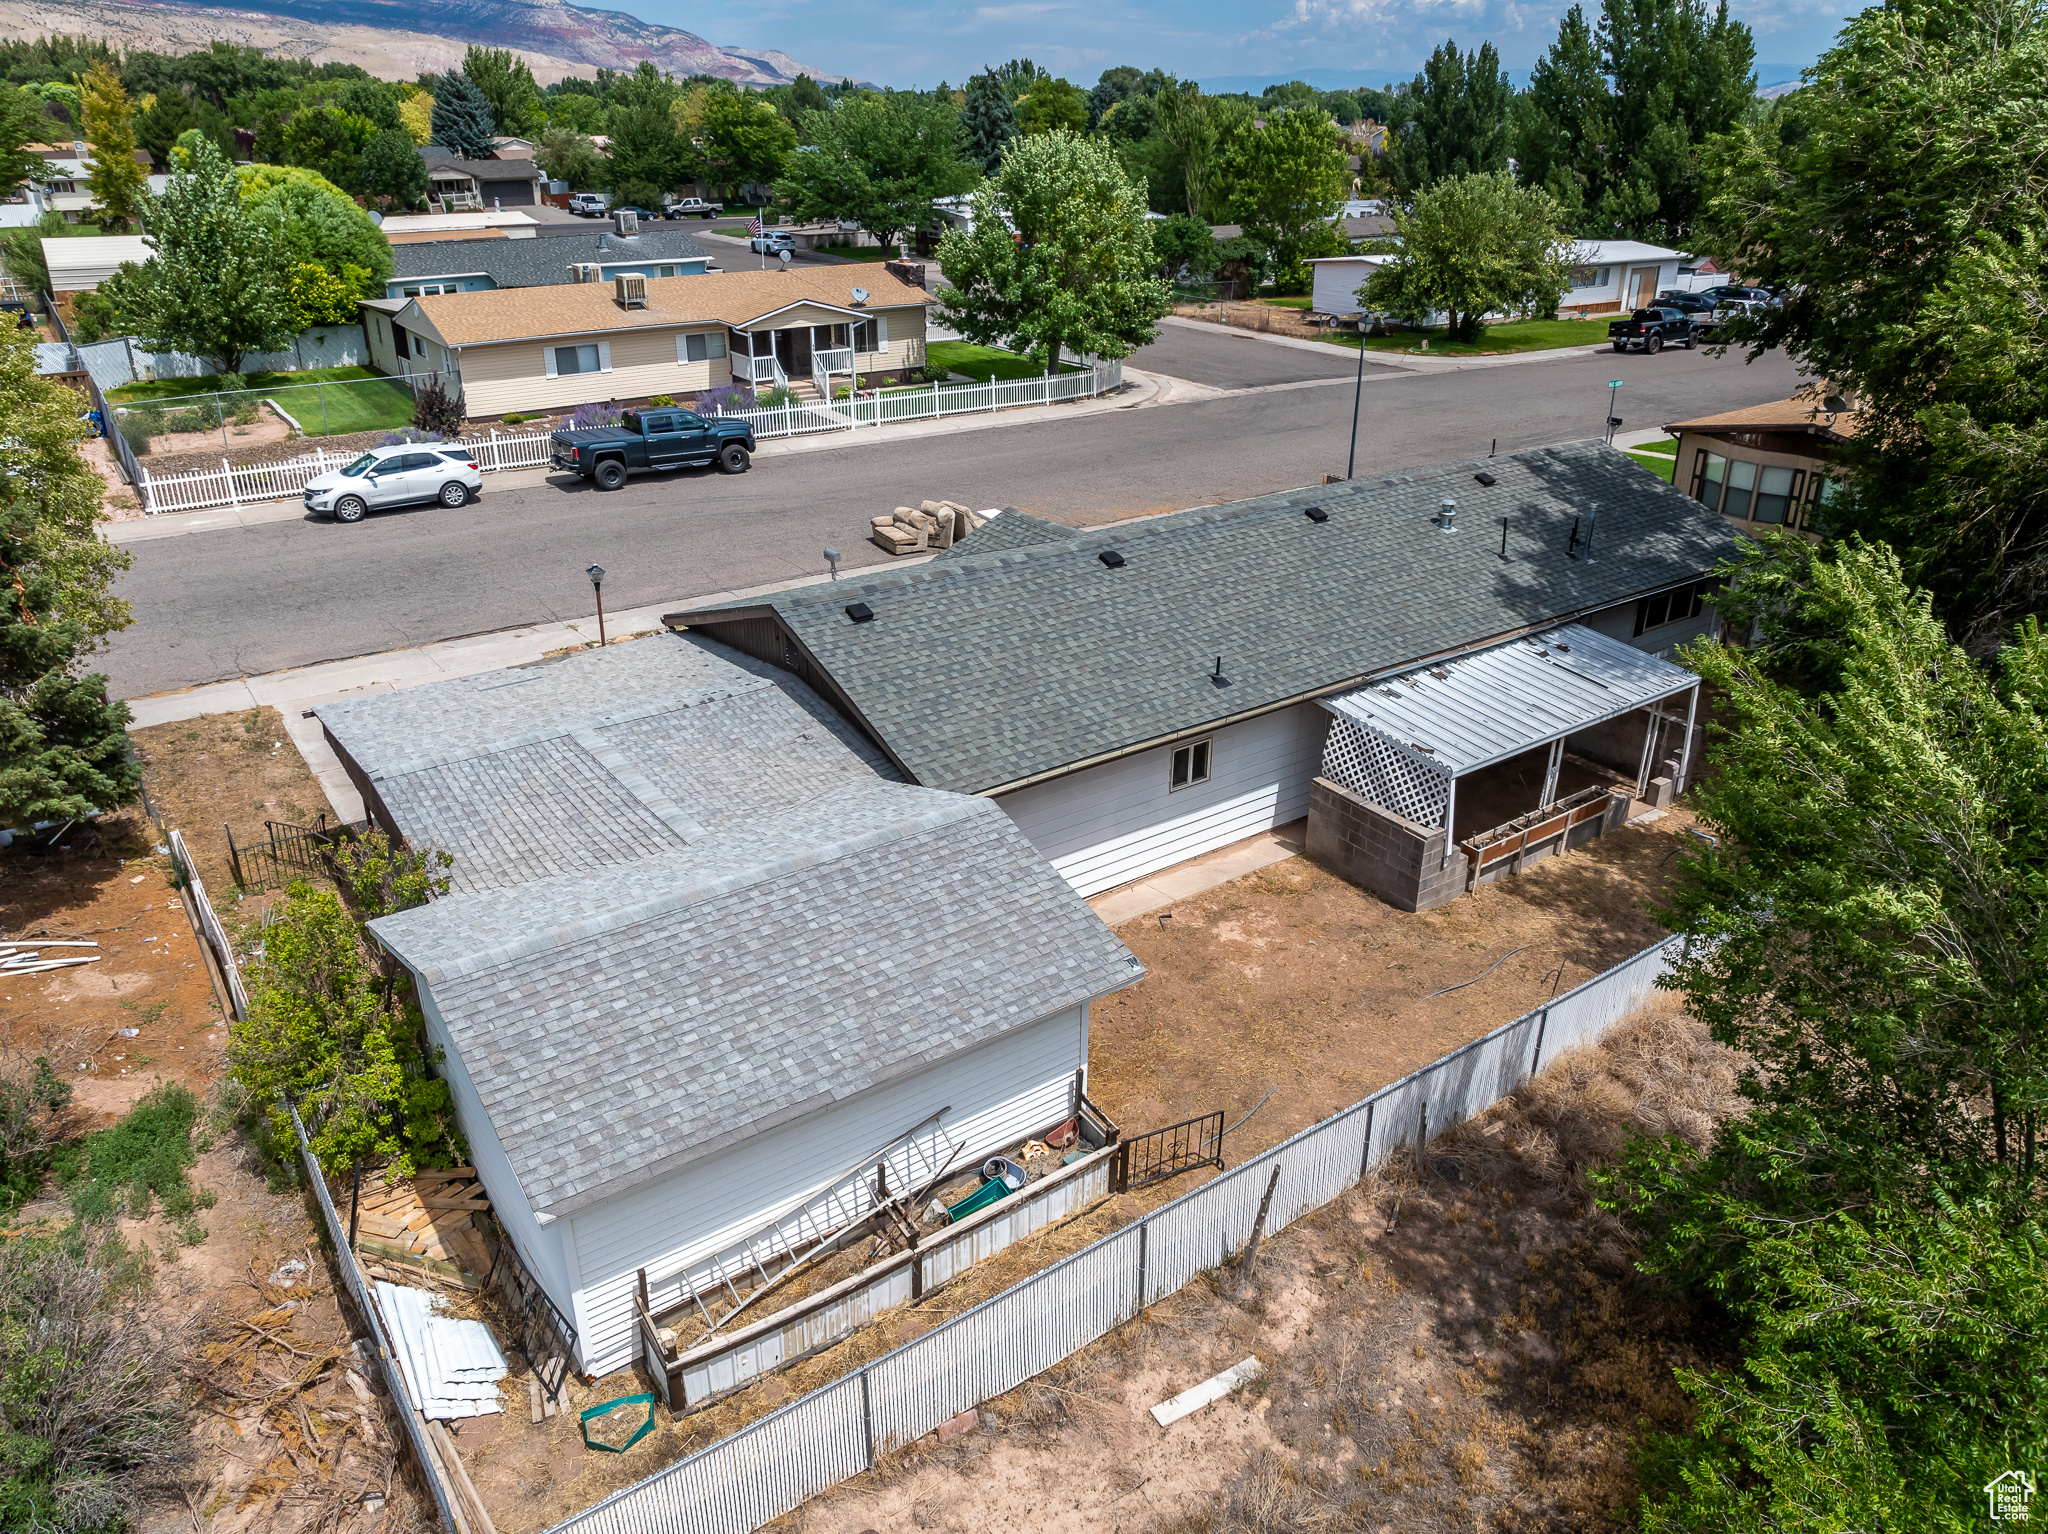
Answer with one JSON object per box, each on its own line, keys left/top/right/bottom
{"left": 302, "top": 445, "right": 483, "bottom": 523}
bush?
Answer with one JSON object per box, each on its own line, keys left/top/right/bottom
{"left": 0, "top": 1058, "right": 72, "bottom": 1214}
{"left": 410, "top": 370, "right": 464, "bottom": 436}
{"left": 920, "top": 363, "right": 952, "bottom": 384}
{"left": 69, "top": 290, "right": 119, "bottom": 344}
{"left": 568, "top": 400, "right": 623, "bottom": 430}
{"left": 694, "top": 384, "right": 755, "bottom": 414}
{"left": 646, "top": 394, "right": 676, "bottom": 407}
{"left": 54, "top": 1083, "right": 214, "bottom": 1225}
{"left": 229, "top": 397, "right": 261, "bottom": 427}
{"left": 501, "top": 412, "right": 528, "bottom": 425}
{"left": 115, "top": 414, "right": 151, "bottom": 456}
{"left": 757, "top": 385, "right": 798, "bottom": 409}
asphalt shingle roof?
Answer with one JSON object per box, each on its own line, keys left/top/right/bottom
{"left": 674, "top": 442, "right": 1744, "bottom": 795}
{"left": 315, "top": 636, "right": 1139, "bottom": 1217}
{"left": 930, "top": 509, "right": 1078, "bottom": 562}
{"left": 390, "top": 229, "right": 712, "bottom": 289}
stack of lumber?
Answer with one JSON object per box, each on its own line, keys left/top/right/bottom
{"left": 347, "top": 1165, "right": 493, "bottom": 1287}
{"left": 871, "top": 501, "right": 987, "bottom": 554}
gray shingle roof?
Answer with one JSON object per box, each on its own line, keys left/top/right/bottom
{"left": 930, "top": 508, "right": 1078, "bottom": 562}
{"left": 390, "top": 229, "right": 712, "bottom": 289}
{"left": 316, "top": 636, "right": 1139, "bottom": 1217}
{"left": 674, "top": 442, "right": 1743, "bottom": 795}
{"left": 422, "top": 156, "right": 546, "bottom": 181}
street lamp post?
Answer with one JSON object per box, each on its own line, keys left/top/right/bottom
{"left": 1605, "top": 379, "right": 1624, "bottom": 445}
{"left": 586, "top": 564, "right": 606, "bottom": 647}
{"left": 1346, "top": 336, "right": 1366, "bottom": 479}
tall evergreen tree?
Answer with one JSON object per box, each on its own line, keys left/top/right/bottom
{"left": 1514, "top": 5, "right": 1608, "bottom": 227}
{"left": 429, "top": 71, "right": 495, "bottom": 159}
{"left": 1386, "top": 39, "right": 1513, "bottom": 197}
{"left": 960, "top": 69, "right": 1015, "bottom": 173}
{"left": 79, "top": 62, "right": 146, "bottom": 231}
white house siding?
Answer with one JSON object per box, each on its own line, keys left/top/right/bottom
{"left": 564, "top": 1002, "right": 1087, "bottom": 1376}
{"left": 362, "top": 311, "right": 407, "bottom": 377}
{"left": 997, "top": 704, "right": 1330, "bottom": 898}
{"left": 412, "top": 981, "right": 576, "bottom": 1316}
{"left": 453, "top": 324, "right": 737, "bottom": 416}
{"left": 1310, "top": 257, "right": 1384, "bottom": 317}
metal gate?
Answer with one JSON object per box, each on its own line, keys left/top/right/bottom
{"left": 1114, "top": 1110, "right": 1225, "bottom": 1193}
{"left": 223, "top": 814, "right": 369, "bottom": 887}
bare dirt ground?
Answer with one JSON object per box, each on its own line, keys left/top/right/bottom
{"left": 781, "top": 997, "right": 1745, "bottom": 1534}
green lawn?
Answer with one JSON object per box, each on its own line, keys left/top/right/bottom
{"left": 926, "top": 341, "right": 1087, "bottom": 383}
{"left": 1346, "top": 318, "right": 1615, "bottom": 357}
{"left": 819, "top": 244, "right": 900, "bottom": 262}
{"left": 1626, "top": 437, "right": 1679, "bottom": 482}
{"left": 110, "top": 366, "right": 419, "bottom": 438}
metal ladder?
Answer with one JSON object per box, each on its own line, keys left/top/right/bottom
{"left": 673, "top": 1109, "right": 958, "bottom": 1328}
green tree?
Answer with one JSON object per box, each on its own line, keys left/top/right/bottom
{"left": 1693, "top": 0, "right": 2046, "bottom": 648}
{"left": 936, "top": 128, "right": 1172, "bottom": 376}
{"left": 0, "top": 84, "right": 45, "bottom": 199}
{"left": 536, "top": 126, "right": 603, "bottom": 189}
{"left": 1219, "top": 107, "right": 1349, "bottom": 290}
{"left": 122, "top": 140, "right": 294, "bottom": 375}
{"left": 782, "top": 73, "right": 831, "bottom": 121}
{"left": 133, "top": 85, "right": 198, "bottom": 172}
{"left": 281, "top": 105, "right": 370, "bottom": 194}
{"left": 0, "top": 210, "right": 64, "bottom": 296}
{"left": 1015, "top": 76, "right": 1087, "bottom": 136}
{"left": 607, "top": 94, "right": 685, "bottom": 200}
{"left": 360, "top": 126, "right": 427, "bottom": 207}
{"left": 0, "top": 323, "right": 137, "bottom": 829}
{"left": 336, "top": 77, "right": 401, "bottom": 131}
{"left": 778, "top": 90, "right": 976, "bottom": 251}
{"left": 428, "top": 69, "right": 495, "bottom": 159}
{"left": 79, "top": 61, "right": 146, "bottom": 231}
{"left": 1595, "top": 0, "right": 1754, "bottom": 239}
{"left": 679, "top": 85, "right": 797, "bottom": 198}
{"left": 959, "top": 69, "right": 1016, "bottom": 173}
{"left": 1386, "top": 38, "right": 1513, "bottom": 196}
{"left": 1151, "top": 211, "right": 1218, "bottom": 279}
{"left": 1363, "top": 170, "right": 1576, "bottom": 341}
{"left": 1515, "top": 4, "right": 1608, "bottom": 227}
{"left": 1154, "top": 83, "right": 1248, "bottom": 220}
{"left": 238, "top": 161, "right": 393, "bottom": 295}
{"left": 463, "top": 45, "right": 540, "bottom": 139}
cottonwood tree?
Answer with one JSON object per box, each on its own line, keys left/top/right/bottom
{"left": 360, "top": 126, "right": 427, "bottom": 206}
{"left": 463, "top": 45, "right": 541, "bottom": 139}
{"left": 1220, "top": 107, "right": 1350, "bottom": 291}
{"left": 0, "top": 84, "right": 44, "bottom": 197}
{"left": 936, "top": 129, "right": 1171, "bottom": 375}
{"left": 536, "top": 127, "right": 603, "bottom": 189}
{"left": 1153, "top": 82, "right": 1248, "bottom": 219}
{"left": 238, "top": 162, "right": 393, "bottom": 294}
{"left": 778, "top": 90, "right": 975, "bottom": 251}
{"left": 1363, "top": 170, "right": 1575, "bottom": 341}
{"left": 1386, "top": 39, "right": 1513, "bottom": 196}
{"left": 122, "top": 140, "right": 294, "bottom": 375}
{"left": 79, "top": 62, "right": 145, "bottom": 231}
{"left": 0, "top": 323, "right": 136, "bottom": 829}
{"left": 678, "top": 85, "right": 796, "bottom": 200}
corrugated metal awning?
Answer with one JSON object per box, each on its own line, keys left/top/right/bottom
{"left": 1322, "top": 623, "right": 1698, "bottom": 777}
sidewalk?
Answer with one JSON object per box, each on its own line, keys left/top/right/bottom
{"left": 125, "top": 559, "right": 930, "bottom": 818}
{"left": 1158, "top": 314, "right": 1613, "bottom": 373}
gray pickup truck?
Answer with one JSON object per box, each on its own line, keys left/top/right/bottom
{"left": 549, "top": 408, "right": 756, "bottom": 489}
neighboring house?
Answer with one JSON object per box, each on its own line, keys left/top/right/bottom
{"left": 420, "top": 153, "right": 547, "bottom": 210}
{"left": 378, "top": 210, "right": 541, "bottom": 241}
{"left": 23, "top": 142, "right": 166, "bottom": 223}
{"left": 374, "top": 266, "right": 933, "bottom": 415}
{"left": 1306, "top": 252, "right": 1393, "bottom": 317}
{"left": 1559, "top": 240, "right": 1687, "bottom": 316}
{"left": 383, "top": 226, "right": 712, "bottom": 299}
{"left": 316, "top": 634, "right": 1142, "bottom": 1377}
{"left": 666, "top": 442, "right": 1738, "bottom": 904}
{"left": 488, "top": 136, "right": 538, "bottom": 159}
{"left": 42, "top": 233, "right": 154, "bottom": 293}
{"left": 1665, "top": 395, "right": 1854, "bottom": 539}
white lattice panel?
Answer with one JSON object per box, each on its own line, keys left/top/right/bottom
{"left": 1321, "top": 717, "right": 1452, "bottom": 827}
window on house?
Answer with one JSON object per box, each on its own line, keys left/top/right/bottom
{"left": 1751, "top": 465, "right": 1800, "bottom": 525}
{"left": 1634, "top": 580, "right": 1714, "bottom": 637}
{"left": 1690, "top": 449, "right": 1726, "bottom": 511}
{"left": 554, "top": 343, "right": 601, "bottom": 374}
{"left": 1720, "top": 458, "right": 1757, "bottom": 520}
{"left": 659, "top": 265, "right": 675, "bottom": 277}
{"left": 411, "top": 332, "right": 428, "bottom": 359}
{"left": 1170, "top": 738, "right": 1212, "bottom": 791}
{"left": 681, "top": 331, "right": 727, "bottom": 363}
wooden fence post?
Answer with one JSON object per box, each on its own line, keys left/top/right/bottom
{"left": 1231, "top": 1164, "right": 1283, "bottom": 1296}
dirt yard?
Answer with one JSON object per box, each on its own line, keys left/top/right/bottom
{"left": 781, "top": 996, "right": 1745, "bottom": 1534}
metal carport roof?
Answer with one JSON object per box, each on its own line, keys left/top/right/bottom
{"left": 1321, "top": 623, "right": 1699, "bottom": 777}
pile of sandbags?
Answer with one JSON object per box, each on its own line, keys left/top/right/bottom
{"left": 872, "top": 500, "right": 988, "bottom": 555}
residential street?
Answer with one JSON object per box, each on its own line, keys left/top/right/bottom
{"left": 105, "top": 331, "right": 1803, "bottom": 699}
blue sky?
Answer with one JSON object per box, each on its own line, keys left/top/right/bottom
{"left": 698, "top": 0, "right": 1848, "bottom": 91}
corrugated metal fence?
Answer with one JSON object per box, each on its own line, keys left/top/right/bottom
{"left": 169, "top": 829, "right": 249, "bottom": 1021}
{"left": 544, "top": 933, "right": 1684, "bottom": 1534}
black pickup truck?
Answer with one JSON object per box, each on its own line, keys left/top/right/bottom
{"left": 550, "top": 408, "right": 756, "bottom": 489}
{"left": 1608, "top": 307, "right": 1700, "bottom": 354}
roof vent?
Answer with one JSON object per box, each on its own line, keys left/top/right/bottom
{"left": 614, "top": 272, "right": 648, "bottom": 309}
{"left": 1303, "top": 505, "right": 1328, "bottom": 523}
{"left": 570, "top": 262, "right": 602, "bottom": 283}
{"left": 845, "top": 601, "right": 874, "bottom": 623}
{"left": 613, "top": 208, "right": 639, "bottom": 236}
{"left": 1436, "top": 497, "right": 1458, "bottom": 531}
{"left": 1473, "top": 471, "right": 1497, "bottom": 487}
{"left": 1098, "top": 550, "right": 1126, "bottom": 568}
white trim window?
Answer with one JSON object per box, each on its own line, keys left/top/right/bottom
{"left": 545, "top": 341, "right": 611, "bottom": 378}
{"left": 1169, "top": 738, "right": 1212, "bottom": 791}
{"left": 677, "top": 331, "right": 728, "bottom": 364}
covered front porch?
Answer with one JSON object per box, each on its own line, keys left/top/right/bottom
{"left": 725, "top": 301, "right": 915, "bottom": 399}
{"left": 1306, "top": 625, "right": 1701, "bottom": 911}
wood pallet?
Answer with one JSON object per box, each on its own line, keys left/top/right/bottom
{"left": 342, "top": 1164, "right": 493, "bottom": 1279}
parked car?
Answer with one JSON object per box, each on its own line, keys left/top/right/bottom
{"left": 1695, "top": 284, "right": 1773, "bottom": 306}
{"left": 1607, "top": 307, "right": 1700, "bottom": 354}
{"left": 568, "top": 192, "right": 609, "bottom": 216}
{"left": 550, "top": 407, "right": 756, "bottom": 489}
{"left": 609, "top": 205, "right": 660, "bottom": 224}
{"left": 303, "top": 445, "right": 482, "bottom": 523}
{"left": 1654, "top": 289, "right": 1716, "bottom": 316}
{"left": 664, "top": 196, "right": 723, "bottom": 219}
{"left": 749, "top": 230, "right": 795, "bottom": 255}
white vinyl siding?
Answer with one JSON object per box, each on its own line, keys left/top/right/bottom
{"left": 463, "top": 327, "right": 734, "bottom": 416}
{"left": 676, "top": 330, "right": 727, "bottom": 364}
{"left": 998, "top": 704, "right": 1330, "bottom": 898}
{"left": 563, "top": 1004, "right": 1087, "bottom": 1376}
{"left": 544, "top": 340, "right": 610, "bottom": 378}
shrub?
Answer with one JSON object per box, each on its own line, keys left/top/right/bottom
{"left": 410, "top": 371, "right": 464, "bottom": 436}
{"left": 757, "top": 385, "right": 798, "bottom": 409}
{"left": 646, "top": 394, "right": 676, "bottom": 407}
{"left": 694, "top": 384, "right": 755, "bottom": 414}
{"left": 216, "top": 372, "right": 247, "bottom": 395}
{"left": 568, "top": 400, "right": 623, "bottom": 430}
{"left": 230, "top": 397, "right": 261, "bottom": 426}
{"left": 56, "top": 1083, "right": 215, "bottom": 1224}
{"left": 501, "top": 412, "right": 528, "bottom": 425}
{"left": 375, "top": 427, "right": 445, "bottom": 446}
{"left": 70, "top": 289, "right": 119, "bottom": 344}
{"left": 115, "top": 413, "right": 150, "bottom": 455}
{"left": 0, "top": 1058, "right": 72, "bottom": 1214}
{"left": 920, "top": 363, "right": 952, "bottom": 384}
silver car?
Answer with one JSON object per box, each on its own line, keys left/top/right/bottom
{"left": 302, "top": 445, "right": 483, "bottom": 524}
{"left": 748, "top": 231, "right": 795, "bottom": 254}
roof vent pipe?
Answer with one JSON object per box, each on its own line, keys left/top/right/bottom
{"left": 1436, "top": 497, "right": 1457, "bottom": 531}
{"left": 1583, "top": 501, "right": 1598, "bottom": 560}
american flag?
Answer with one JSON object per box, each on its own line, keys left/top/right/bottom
{"left": 749, "top": 215, "right": 763, "bottom": 236}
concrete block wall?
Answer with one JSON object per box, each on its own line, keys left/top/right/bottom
{"left": 1306, "top": 777, "right": 1465, "bottom": 912}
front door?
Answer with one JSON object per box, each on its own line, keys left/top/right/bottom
{"left": 773, "top": 326, "right": 812, "bottom": 375}
{"left": 1627, "top": 266, "right": 1658, "bottom": 309}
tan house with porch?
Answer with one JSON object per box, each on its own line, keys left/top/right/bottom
{"left": 1665, "top": 394, "right": 1857, "bottom": 540}
{"left": 376, "top": 268, "right": 933, "bottom": 418}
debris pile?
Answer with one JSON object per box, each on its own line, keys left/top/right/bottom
{"left": 343, "top": 1164, "right": 493, "bottom": 1287}
{"left": 375, "top": 1280, "right": 508, "bottom": 1420}
{"left": 871, "top": 500, "right": 989, "bottom": 555}
{"left": 1, "top": 939, "right": 101, "bottom": 975}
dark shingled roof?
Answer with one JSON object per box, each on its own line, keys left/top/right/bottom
{"left": 317, "top": 635, "right": 1140, "bottom": 1217}
{"left": 672, "top": 442, "right": 1744, "bottom": 796}
{"left": 390, "top": 229, "right": 712, "bottom": 289}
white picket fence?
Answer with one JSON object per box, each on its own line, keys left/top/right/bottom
{"left": 132, "top": 361, "right": 1128, "bottom": 515}
{"left": 542, "top": 932, "right": 1685, "bottom": 1534}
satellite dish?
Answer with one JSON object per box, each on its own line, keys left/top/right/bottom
{"left": 778, "top": 248, "right": 792, "bottom": 266}
{"left": 367, "top": 209, "right": 384, "bottom": 226}
{"left": 850, "top": 285, "right": 869, "bottom": 307}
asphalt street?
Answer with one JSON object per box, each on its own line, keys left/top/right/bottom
{"left": 106, "top": 333, "right": 1803, "bottom": 699}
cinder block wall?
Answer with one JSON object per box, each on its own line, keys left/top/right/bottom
{"left": 1306, "top": 777, "right": 1465, "bottom": 912}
